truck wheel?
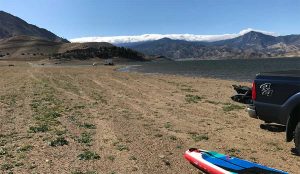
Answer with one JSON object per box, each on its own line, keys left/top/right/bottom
{"left": 294, "top": 122, "right": 300, "bottom": 154}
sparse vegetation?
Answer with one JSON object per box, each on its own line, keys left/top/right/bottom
{"left": 154, "top": 133, "right": 163, "bottom": 138}
{"left": 189, "top": 132, "right": 209, "bottom": 142}
{"left": 29, "top": 80, "right": 64, "bottom": 135}
{"left": 0, "top": 147, "right": 7, "bottom": 156}
{"left": 267, "top": 142, "right": 283, "bottom": 151}
{"left": 80, "top": 123, "right": 96, "bottom": 129}
{"left": 185, "top": 94, "right": 202, "bottom": 103}
{"left": 73, "top": 104, "right": 85, "bottom": 109}
{"left": 78, "top": 151, "right": 100, "bottom": 160}
{"left": 15, "top": 162, "right": 24, "bottom": 167}
{"left": 91, "top": 92, "right": 107, "bottom": 104}
{"left": 49, "top": 137, "right": 69, "bottom": 147}
{"left": 225, "top": 148, "right": 241, "bottom": 157}
{"left": 1, "top": 163, "right": 13, "bottom": 171}
{"left": 176, "top": 145, "right": 183, "bottom": 149}
{"left": 205, "top": 100, "right": 220, "bottom": 105}
{"left": 116, "top": 144, "right": 129, "bottom": 151}
{"left": 170, "top": 135, "right": 177, "bottom": 140}
{"left": 55, "top": 129, "right": 67, "bottom": 136}
{"left": 72, "top": 171, "right": 98, "bottom": 174}
{"left": 29, "top": 124, "right": 49, "bottom": 133}
{"left": 181, "top": 87, "right": 198, "bottom": 92}
{"left": 77, "top": 132, "right": 93, "bottom": 145}
{"left": 129, "top": 156, "right": 137, "bottom": 160}
{"left": 0, "top": 94, "right": 17, "bottom": 106}
{"left": 107, "top": 155, "right": 115, "bottom": 161}
{"left": 17, "top": 145, "right": 33, "bottom": 152}
{"left": 52, "top": 47, "right": 145, "bottom": 61}
{"left": 222, "top": 103, "right": 244, "bottom": 112}
{"left": 164, "top": 122, "right": 172, "bottom": 129}
{"left": 0, "top": 61, "right": 297, "bottom": 173}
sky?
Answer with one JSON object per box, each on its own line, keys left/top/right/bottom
{"left": 1, "top": 0, "right": 300, "bottom": 41}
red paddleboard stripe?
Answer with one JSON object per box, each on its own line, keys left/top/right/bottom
{"left": 184, "top": 151, "right": 232, "bottom": 174}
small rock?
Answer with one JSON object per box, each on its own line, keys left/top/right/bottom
{"left": 163, "top": 159, "right": 171, "bottom": 166}
{"left": 132, "top": 166, "right": 138, "bottom": 171}
{"left": 159, "top": 155, "right": 165, "bottom": 159}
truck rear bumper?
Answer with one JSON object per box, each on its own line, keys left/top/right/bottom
{"left": 247, "top": 105, "right": 258, "bottom": 119}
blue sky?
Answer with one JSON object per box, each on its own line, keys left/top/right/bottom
{"left": 1, "top": 0, "right": 300, "bottom": 39}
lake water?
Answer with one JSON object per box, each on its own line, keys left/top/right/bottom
{"left": 120, "top": 58, "right": 300, "bottom": 82}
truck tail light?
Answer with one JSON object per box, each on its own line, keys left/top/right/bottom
{"left": 252, "top": 81, "right": 256, "bottom": 101}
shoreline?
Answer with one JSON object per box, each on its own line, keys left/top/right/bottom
{"left": 117, "top": 57, "right": 300, "bottom": 82}
{"left": 116, "top": 63, "right": 253, "bottom": 82}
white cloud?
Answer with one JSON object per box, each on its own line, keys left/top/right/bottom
{"left": 70, "top": 28, "right": 277, "bottom": 44}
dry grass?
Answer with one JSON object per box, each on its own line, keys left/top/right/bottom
{"left": 0, "top": 61, "right": 297, "bottom": 173}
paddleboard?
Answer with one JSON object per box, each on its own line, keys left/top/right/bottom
{"left": 184, "top": 148, "right": 288, "bottom": 174}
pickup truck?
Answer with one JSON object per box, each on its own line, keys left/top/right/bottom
{"left": 247, "top": 70, "right": 300, "bottom": 154}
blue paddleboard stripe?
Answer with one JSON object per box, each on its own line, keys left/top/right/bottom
{"left": 201, "top": 151, "right": 288, "bottom": 174}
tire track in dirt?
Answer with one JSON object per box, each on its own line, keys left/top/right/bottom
{"left": 2, "top": 65, "right": 296, "bottom": 173}
{"left": 91, "top": 73, "right": 218, "bottom": 137}
{"left": 88, "top": 72, "right": 277, "bottom": 173}
{"left": 89, "top": 75, "right": 199, "bottom": 173}
{"left": 92, "top": 73, "right": 214, "bottom": 119}
{"left": 19, "top": 68, "right": 252, "bottom": 173}
{"left": 33, "top": 69, "right": 141, "bottom": 173}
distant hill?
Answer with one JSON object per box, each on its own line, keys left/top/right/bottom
{"left": 0, "top": 11, "right": 68, "bottom": 43}
{"left": 0, "top": 11, "right": 147, "bottom": 61}
{"left": 0, "top": 35, "right": 146, "bottom": 61}
{"left": 214, "top": 31, "right": 300, "bottom": 49}
{"left": 126, "top": 38, "right": 224, "bottom": 60}
{"left": 125, "top": 31, "right": 300, "bottom": 60}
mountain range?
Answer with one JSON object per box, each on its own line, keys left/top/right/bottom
{"left": 123, "top": 31, "right": 300, "bottom": 60}
{"left": 1, "top": 10, "right": 300, "bottom": 61}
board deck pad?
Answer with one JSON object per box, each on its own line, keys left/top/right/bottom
{"left": 184, "top": 148, "right": 288, "bottom": 174}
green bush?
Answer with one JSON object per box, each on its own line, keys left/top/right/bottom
{"left": 78, "top": 151, "right": 100, "bottom": 160}
{"left": 29, "top": 124, "right": 49, "bottom": 133}
{"left": 185, "top": 94, "right": 202, "bottom": 103}
{"left": 49, "top": 137, "right": 69, "bottom": 147}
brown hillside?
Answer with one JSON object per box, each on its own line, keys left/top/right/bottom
{"left": 0, "top": 11, "right": 68, "bottom": 42}
{"left": 0, "top": 36, "right": 145, "bottom": 61}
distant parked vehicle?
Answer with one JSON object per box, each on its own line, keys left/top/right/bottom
{"left": 248, "top": 70, "right": 300, "bottom": 154}
{"left": 104, "top": 59, "right": 114, "bottom": 66}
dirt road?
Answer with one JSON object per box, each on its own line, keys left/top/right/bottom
{"left": 0, "top": 62, "right": 299, "bottom": 174}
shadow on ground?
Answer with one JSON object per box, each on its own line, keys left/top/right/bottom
{"left": 260, "top": 124, "right": 286, "bottom": 132}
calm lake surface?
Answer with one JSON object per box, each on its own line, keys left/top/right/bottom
{"left": 121, "top": 57, "right": 300, "bottom": 82}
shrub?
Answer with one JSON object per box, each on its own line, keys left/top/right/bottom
{"left": 17, "top": 145, "right": 33, "bottom": 152}
{"left": 189, "top": 132, "right": 209, "bottom": 142}
{"left": 77, "top": 132, "right": 92, "bottom": 145}
{"left": 49, "top": 137, "right": 69, "bottom": 147}
{"left": 78, "top": 151, "right": 100, "bottom": 160}
{"left": 29, "top": 124, "right": 49, "bottom": 133}
{"left": 185, "top": 94, "right": 202, "bottom": 103}
{"left": 222, "top": 104, "right": 244, "bottom": 112}
{"left": 80, "top": 123, "right": 96, "bottom": 129}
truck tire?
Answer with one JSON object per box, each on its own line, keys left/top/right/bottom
{"left": 294, "top": 122, "right": 300, "bottom": 154}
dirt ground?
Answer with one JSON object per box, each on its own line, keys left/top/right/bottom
{"left": 0, "top": 61, "right": 299, "bottom": 174}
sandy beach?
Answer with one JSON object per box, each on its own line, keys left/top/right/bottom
{"left": 0, "top": 61, "right": 299, "bottom": 174}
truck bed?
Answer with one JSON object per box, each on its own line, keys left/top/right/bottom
{"left": 258, "top": 70, "right": 300, "bottom": 78}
